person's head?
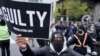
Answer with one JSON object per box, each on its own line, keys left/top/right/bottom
{"left": 0, "top": 19, "right": 6, "bottom": 26}
{"left": 50, "top": 31, "right": 65, "bottom": 52}
{"left": 74, "top": 22, "right": 77, "bottom": 27}
{"left": 51, "top": 31, "right": 64, "bottom": 43}
{"left": 90, "top": 23, "right": 95, "bottom": 28}
{"left": 76, "top": 26, "right": 85, "bottom": 35}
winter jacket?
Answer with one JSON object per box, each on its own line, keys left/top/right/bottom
{"left": 67, "top": 33, "right": 95, "bottom": 55}
{"left": 20, "top": 45, "right": 83, "bottom": 56}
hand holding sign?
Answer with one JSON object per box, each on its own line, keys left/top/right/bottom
{"left": 16, "top": 34, "right": 27, "bottom": 49}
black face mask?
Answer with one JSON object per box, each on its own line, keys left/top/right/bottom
{"left": 52, "top": 40, "right": 64, "bottom": 52}
{"left": 78, "top": 30, "right": 82, "bottom": 34}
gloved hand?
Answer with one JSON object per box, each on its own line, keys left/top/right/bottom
{"left": 91, "top": 51, "right": 97, "bottom": 56}
{"left": 92, "top": 39, "right": 97, "bottom": 42}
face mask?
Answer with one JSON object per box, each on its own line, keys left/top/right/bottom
{"left": 77, "top": 29, "right": 84, "bottom": 35}
{"left": 78, "top": 30, "right": 82, "bottom": 34}
{"left": 52, "top": 40, "right": 64, "bottom": 52}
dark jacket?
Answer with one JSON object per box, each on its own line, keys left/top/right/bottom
{"left": 65, "top": 26, "right": 77, "bottom": 37}
{"left": 20, "top": 45, "right": 83, "bottom": 56}
{"left": 67, "top": 33, "right": 94, "bottom": 55}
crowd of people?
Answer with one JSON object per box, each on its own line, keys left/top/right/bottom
{"left": 0, "top": 18, "right": 99, "bottom": 56}
{"left": 54, "top": 21, "right": 99, "bottom": 55}
{"left": 15, "top": 21, "right": 99, "bottom": 56}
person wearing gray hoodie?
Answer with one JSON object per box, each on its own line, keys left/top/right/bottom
{"left": 16, "top": 31, "right": 83, "bottom": 56}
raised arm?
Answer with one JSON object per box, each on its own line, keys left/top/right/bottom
{"left": 16, "top": 34, "right": 35, "bottom": 56}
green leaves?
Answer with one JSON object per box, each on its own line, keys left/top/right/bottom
{"left": 53, "top": 0, "right": 89, "bottom": 20}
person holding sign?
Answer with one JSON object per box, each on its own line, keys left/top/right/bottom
{"left": 0, "top": 19, "right": 10, "bottom": 56}
{"left": 16, "top": 31, "right": 83, "bottom": 56}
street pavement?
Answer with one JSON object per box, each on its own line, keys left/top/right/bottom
{"left": 10, "top": 33, "right": 22, "bottom": 56}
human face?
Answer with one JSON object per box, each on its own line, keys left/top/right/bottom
{"left": 52, "top": 33, "right": 64, "bottom": 52}
{"left": 54, "top": 34, "right": 63, "bottom": 41}
{"left": 91, "top": 24, "right": 95, "bottom": 28}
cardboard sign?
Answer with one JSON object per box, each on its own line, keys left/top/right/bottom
{"left": 0, "top": 0, "right": 51, "bottom": 39}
